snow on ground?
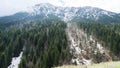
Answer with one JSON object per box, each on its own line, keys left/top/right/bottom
{"left": 75, "top": 46, "right": 81, "bottom": 54}
{"left": 72, "top": 58, "right": 81, "bottom": 65}
{"left": 90, "top": 35, "right": 95, "bottom": 42}
{"left": 66, "top": 23, "right": 92, "bottom": 65}
{"left": 66, "top": 23, "right": 111, "bottom": 66}
{"left": 90, "top": 35, "right": 104, "bottom": 54}
{"left": 72, "top": 58, "right": 92, "bottom": 65}
{"left": 97, "top": 42, "right": 104, "bottom": 54}
{"left": 8, "top": 51, "right": 23, "bottom": 68}
{"left": 82, "top": 58, "right": 92, "bottom": 65}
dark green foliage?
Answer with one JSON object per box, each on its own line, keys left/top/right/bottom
{"left": 0, "top": 29, "right": 24, "bottom": 68}
{"left": 0, "top": 17, "right": 69, "bottom": 68}
{"left": 19, "top": 19, "right": 68, "bottom": 68}
{"left": 0, "top": 22, "right": 28, "bottom": 68}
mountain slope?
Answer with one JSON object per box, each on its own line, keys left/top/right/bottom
{"left": 27, "top": 3, "right": 120, "bottom": 23}
{"left": 1, "top": 3, "right": 120, "bottom": 25}
{"left": 0, "top": 3, "right": 120, "bottom": 68}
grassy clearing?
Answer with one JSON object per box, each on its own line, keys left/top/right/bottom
{"left": 55, "top": 61, "right": 120, "bottom": 68}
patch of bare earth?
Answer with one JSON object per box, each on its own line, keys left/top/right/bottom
{"left": 65, "top": 23, "right": 112, "bottom": 65}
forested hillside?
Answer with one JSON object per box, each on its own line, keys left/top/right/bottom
{"left": 0, "top": 18, "right": 70, "bottom": 68}
{"left": 0, "top": 3, "right": 120, "bottom": 68}
{"left": 77, "top": 22, "right": 120, "bottom": 59}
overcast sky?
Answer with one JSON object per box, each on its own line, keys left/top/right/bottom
{"left": 0, "top": 0, "right": 120, "bottom": 16}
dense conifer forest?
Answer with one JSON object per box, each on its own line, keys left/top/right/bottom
{"left": 1, "top": 2, "right": 120, "bottom": 68}
{"left": 0, "top": 17, "right": 120, "bottom": 68}
{"left": 0, "top": 18, "right": 70, "bottom": 68}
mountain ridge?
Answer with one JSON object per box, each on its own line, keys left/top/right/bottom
{"left": 0, "top": 3, "right": 120, "bottom": 23}
{"left": 26, "top": 3, "right": 120, "bottom": 23}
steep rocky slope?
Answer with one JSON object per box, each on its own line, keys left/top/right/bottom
{"left": 66, "top": 22, "right": 112, "bottom": 65}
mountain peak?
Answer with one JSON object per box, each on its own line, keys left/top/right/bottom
{"left": 26, "top": 3, "right": 120, "bottom": 23}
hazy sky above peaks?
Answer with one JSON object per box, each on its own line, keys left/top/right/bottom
{"left": 0, "top": 0, "right": 120, "bottom": 16}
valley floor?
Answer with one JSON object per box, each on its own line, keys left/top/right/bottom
{"left": 55, "top": 61, "right": 120, "bottom": 68}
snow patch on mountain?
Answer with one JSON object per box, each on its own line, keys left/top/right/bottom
{"left": 26, "top": 3, "right": 118, "bottom": 21}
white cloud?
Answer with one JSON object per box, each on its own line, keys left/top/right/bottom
{"left": 56, "top": 0, "right": 120, "bottom": 13}
{"left": 0, "top": 0, "right": 120, "bottom": 16}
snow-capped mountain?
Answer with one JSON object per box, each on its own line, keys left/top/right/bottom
{"left": 26, "top": 3, "right": 120, "bottom": 23}
{"left": 1, "top": 3, "right": 120, "bottom": 23}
